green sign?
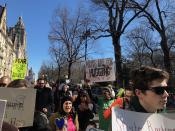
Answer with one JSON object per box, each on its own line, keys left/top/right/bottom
{"left": 12, "top": 59, "right": 27, "bottom": 80}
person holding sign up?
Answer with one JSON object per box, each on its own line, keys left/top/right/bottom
{"left": 103, "top": 87, "right": 133, "bottom": 120}
{"left": 129, "top": 66, "right": 170, "bottom": 113}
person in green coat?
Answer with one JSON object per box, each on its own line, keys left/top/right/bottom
{"left": 98, "top": 86, "right": 115, "bottom": 131}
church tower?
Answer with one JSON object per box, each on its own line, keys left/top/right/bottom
{"left": 0, "top": 4, "right": 6, "bottom": 35}
{"left": 8, "top": 16, "right": 27, "bottom": 59}
{"left": 0, "top": 4, "right": 27, "bottom": 78}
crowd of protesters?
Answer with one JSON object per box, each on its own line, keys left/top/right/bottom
{"left": 0, "top": 66, "right": 174, "bottom": 131}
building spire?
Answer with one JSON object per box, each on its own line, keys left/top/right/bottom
{"left": 16, "top": 16, "right": 25, "bottom": 29}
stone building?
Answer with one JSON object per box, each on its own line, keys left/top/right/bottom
{"left": 0, "top": 4, "right": 27, "bottom": 78}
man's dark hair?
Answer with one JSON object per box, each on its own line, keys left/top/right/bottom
{"left": 130, "top": 66, "right": 169, "bottom": 91}
{"left": 37, "top": 78, "right": 46, "bottom": 83}
{"left": 7, "top": 79, "right": 31, "bottom": 88}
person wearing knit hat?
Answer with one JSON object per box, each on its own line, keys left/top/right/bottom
{"left": 97, "top": 87, "right": 115, "bottom": 131}
{"left": 108, "top": 84, "right": 116, "bottom": 97}
{"left": 60, "top": 96, "right": 73, "bottom": 112}
{"left": 49, "top": 96, "right": 79, "bottom": 131}
{"left": 103, "top": 87, "right": 112, "bottom": 94}
{"left": 102, "top": 86, "right": 115, "bottom": 99}
{"left": 103, "top": 87, "right": 133, "bottom": 121}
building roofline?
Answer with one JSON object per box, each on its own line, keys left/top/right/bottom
{"left": 0, "top": 5, "right": 5, "bottom": 23}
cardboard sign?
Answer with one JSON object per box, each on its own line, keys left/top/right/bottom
{"left": 12, "top": 59, "right": 27, "bottom": 80}
{"left": 0, "top": 99, "right": 7, "bottom": 130}
{"left": 112, "top": 108, "right": 175, "bottom": 131}
{"left": 0, "top": 88, "right": 36, "bottom": 127}
{"left": 86, "top": 58, "right": 115, "bottom": 82}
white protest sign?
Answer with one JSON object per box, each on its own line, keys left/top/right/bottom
{"left": 112, "top": 108, "right": 175, "bottom": 131}
{"left": 86, "top": 58, "right": 115, "bottom": 82}
{"left": 0, "top": 88, "right": 36, "bottom": 127}
{"left": 0, "top": 99, "right": 7, "bottom": 131}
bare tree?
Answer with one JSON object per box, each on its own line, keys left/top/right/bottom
{"left": 135, "top": 0, "right": 175, "bottom": 73}
{"left": 48, "top": 7, "right": 93, "bottom": 78}
{"left": 90, "top": 0, "right": 150, "bottom": 86}
{"left": 126, "top": 27, "right": 159, "bottom": 67}
{"left": 49, "top": 44, "right": 67, "bottom": 83}
{"left": 38, "top": 61, "right": 57, "bottom": 82}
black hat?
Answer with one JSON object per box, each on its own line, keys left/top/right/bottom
{"left": 61, "top": 96, "right": 72, "bottom": 106}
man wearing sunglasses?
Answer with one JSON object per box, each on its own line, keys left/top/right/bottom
{"left": 129, "top": 66, "right": 170, "bottom": 113}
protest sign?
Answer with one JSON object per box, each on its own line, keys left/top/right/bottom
{"left": 0, "top": 88, "right": 36, "bottom": 127}
{"left": 112, "top": 107, "right": 175, "bottom": 131}
{"left": 86, "top": 58, "right": 115, "bottom": 82}
{"left": 12, "top": 59, "right": 27, "bottom": 80}
{"left": 0, "top": 99, "right": 7, "bottom": 131}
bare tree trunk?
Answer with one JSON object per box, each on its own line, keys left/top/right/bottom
{"left": 160, "top": 35, "right": 171, "bottom": 73}
{"left": 68, "top": 62, "right": 72, "bottom": 79}
{"left": 58, "top": 66, "right": 61, "bottom": 84}
{"left": 138, "top": 0, "right": 172, "bottom": 73}
{"left": 113, "top": 36, "right": 123, "bottom": 87}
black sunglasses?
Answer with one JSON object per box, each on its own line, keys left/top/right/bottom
{"left": 146, "top": 86, "right": 170, "bottom": 95}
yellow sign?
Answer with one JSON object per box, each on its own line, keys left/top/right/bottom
{"left": 12, "top": 59, "right": 27, "bottom": 80}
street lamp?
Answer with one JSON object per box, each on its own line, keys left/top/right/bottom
{"left": 83, "top": 29, "right": 90, "bottom": 61}
{"left": 82, "top": 29, "right": 90, "bottom": 81}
